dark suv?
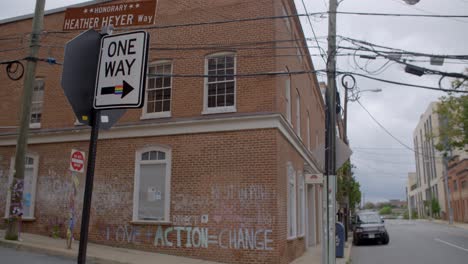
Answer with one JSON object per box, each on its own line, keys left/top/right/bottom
{"left": 353, "top": 211, "right": 389, "bottom": 245}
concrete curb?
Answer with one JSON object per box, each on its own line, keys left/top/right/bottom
{"left": 0, "top": 238, "right": 129, "bottom": 264}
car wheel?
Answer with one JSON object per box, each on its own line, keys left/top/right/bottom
{"left": 382, "top": 234, "right": 390, "bottom": 245}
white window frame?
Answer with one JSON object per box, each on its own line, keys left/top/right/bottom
{"left": 202, "top": 52, "right": 237, "bottom": 115}
{"left": 285, "top": 77, "right": 292, "bottom": 123}
{"left": 287, "top": 162, "right": 297, "bottom": 239}
{"left": 296, "top": 90, "right": 301, "bottom": 138}
{"left": 297, "top": 171, "right": 305, "bottom": 237}
{"left": 141, "top": 60, "right": 173, "bottom": 119}
{"left": 307, "top": 111, "right": 311, "bottom": 150}
{"left": 30, "top": 78, "right": 44, "bottom": 129}
{"left": 133, "top": 146, "right": 172, "bottom": 223}
{"left": 5, "top": 154, "right": 39, "bottom": 220}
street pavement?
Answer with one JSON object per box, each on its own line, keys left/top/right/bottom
{"left": 351, "top": 219, "right": 468, "bottom": 264}
{"left": 0, "top": 246, "right": 75, "bottom": 264}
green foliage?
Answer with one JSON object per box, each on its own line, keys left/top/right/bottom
{"left": 434, "top": 72, "right": 468, "bottom": 152}
{"left": 364, "top": 202, "right": 375, "bottom": 210}
{"left": 336, "top": 161, "right": 361, "bottom": 212}
{"left": 379, "top": 206, "right": 392, "bottom": 215}
{"left": 403, "top": 210, "right": 409, "bottom": 219}
{"left": 432, "top": 198, "right": 441, "bottom": 218}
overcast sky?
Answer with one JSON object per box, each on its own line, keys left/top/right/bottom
{"left": 1, "top": 0, "right": 466, "bottom": 203}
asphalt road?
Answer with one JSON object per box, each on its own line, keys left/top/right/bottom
{"left": 0, "top": 246, "right": 75, "bottom": 264}
{"left": 351, "top": 219, "right": 468, "bottom": 264}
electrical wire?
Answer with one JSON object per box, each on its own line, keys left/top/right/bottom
{"left": 339, "top": 72, "right": 468, "bottom": 93}
{"left": 356, "top": 99, "right": 442, "bottom": 160}
{"left": 333, "top": 11, "right": 468, "bottom": 18}
{"left": 300, "top": 0, "right": 328, "bottom": 64}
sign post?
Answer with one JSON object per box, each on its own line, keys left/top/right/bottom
{"left": 71, "top": 29, "right": 149, "bottom": 264}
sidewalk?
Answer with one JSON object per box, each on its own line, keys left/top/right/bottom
{"left": 417, "top": 219, "right": 468, "bottom": 231}
{"left": 0, "top": 230, "right": 221, "bottom": 264}
{"left": 291, "top": 234, "right": 352, "bottom": 264}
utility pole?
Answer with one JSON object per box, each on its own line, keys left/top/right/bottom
{"left": 5, "top": 0, "right": 45, "bottom": 241}
{"left": 323, "top": 0, "right": 338, "bottom": 263}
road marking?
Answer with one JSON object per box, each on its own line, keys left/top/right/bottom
{"left": 435, "top": 238, "right": 468, "bottom": 253}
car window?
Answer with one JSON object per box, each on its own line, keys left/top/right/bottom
{"left": 358, "top": 214, "right": 382, "bottom": 224}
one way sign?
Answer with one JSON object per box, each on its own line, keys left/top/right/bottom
{"left": 94, "top": 31, "right": 149, "bottom": 109}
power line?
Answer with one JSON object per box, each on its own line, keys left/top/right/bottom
{"left": 356, "top": 100, "right": 442, "bottom": 161}
{"left": 344, "top": 72, "right": 468, "bottom": 93}
{"left": 333, "top": 11, "right": 468, "bottom": 18}
{"left": 300, "top": 0, "right": 328, "bottom": 64}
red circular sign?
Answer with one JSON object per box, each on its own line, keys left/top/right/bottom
{"left": 71, "top": 150, "right": 85, "bottom": 172}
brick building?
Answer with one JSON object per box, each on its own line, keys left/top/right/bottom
{"left": 0, "top": 0, "right": 326, "bottom": 263}
{"left": 448, "top": 152, "right": 468, "bottom": 223}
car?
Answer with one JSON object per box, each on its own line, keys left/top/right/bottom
{"left": 353, "top": 211, "right": 390, "bottom": 245}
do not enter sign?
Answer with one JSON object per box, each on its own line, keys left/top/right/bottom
{"left": 70, "top": 149, "right": 86, "bottom": 173}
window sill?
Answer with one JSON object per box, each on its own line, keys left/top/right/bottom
{"left": 140, "top": 112, "right": 171, "bottom": 120}
{"left": 297, "top": 234, "right": 305, "bottom": 239}
{"left": 3, "top": 217, "right": 36, "bottom": 222}
{"left": 202, "top": 107, "right": 237, "bottom": 115}
{"left": 287, "top": 236, "right": 297, "bottom": 241}
{"left": 29, "top": 123, "right": 41, "bottom": 129}
{"left": 130, "top": 220, "right": 172, "bottom": 225}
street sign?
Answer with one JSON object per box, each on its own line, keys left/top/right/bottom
{"left": 61, "top": 29, "right": 126, "bottom": 129}
{"left": 94, "top": 31, "right": 149, "bottom": 109}
{"left": 70, "top": 149, "right": 86, "bottom": 173}
{"left": 63, "top": 0, "right": 157, "bottom": 31}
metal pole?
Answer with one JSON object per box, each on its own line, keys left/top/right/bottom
{"left": 5, "top": 0, "right": 45, "bottom": 241}
{"left": 77, "top": 110, "right": 101, "bottom": 264}
{"left": 324, "top": 0, "right": 338, "bottom": 263}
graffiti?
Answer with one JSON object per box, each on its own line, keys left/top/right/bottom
{"left": 211, "top": 184, "right": 272, "bottom": 203}
{"left": 172, "top": 194, "right": 214, "bottom": 211}
{"left": 100, "top": 225, "right": 273, "bottom": 251}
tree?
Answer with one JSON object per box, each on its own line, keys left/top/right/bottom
{"left": 379, "top": 206, "right": 392, "bottom": 215}
{"left": 431, "top": 198, "right": 441, "bottom": 218}
{"left": 435, "top": 70, "right": 468, "bottom": 152}
{"left": 364, "top": 202, "right": 375, "bottom": 210}
{"left": 336, "top": 161, "right": 361, "bottom": 212}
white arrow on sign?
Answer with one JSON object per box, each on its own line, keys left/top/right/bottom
{"left": 94, "top": 31, "right": 149, "bottom": 109}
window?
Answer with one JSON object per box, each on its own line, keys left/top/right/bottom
{"left": 454, "top": 180, "right": 458, "bottom": 191}
{"left": 285, "top": 77, "right": 291, "bottom": 123}
{"left": 133, "top": 147, "right": 171, "bottom": 222}
{"left": 307, "top": 111, "right": 311, "bottom": 150}
{"left": 462, "top": 181, "right": 467, "bottom": 189}
{"left": 203, "top": 52, "right": 236, "bottom": 114}
{"left": 143, "top": 61, "right": 172, "bottom": 118}
{"left": 296, "top": 91, "right": 301, "bottom": 137}
{"left": 287, "top": 162, "right": 297, "bottom": 239}
{"left": 297, "top": 171, "right": 305, "bottom": 237}
{"left": 30, "top": 79, "right": 44, "bottom": 128}
{"left": 5, "top": 154, "right": 39, "bottom": 219}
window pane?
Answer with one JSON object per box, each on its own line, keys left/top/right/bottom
{"left": 147, "top": 102, "right": 155, "bottom": 113}
{"left": 157, "top": 151, "right": 166, "bottom": 160}
{"left": 216, "top": 82, "right": 226, "bottom": 95}
{"left": 163, "top": 100, "right": 171, "bottom": 111}
{"left": 208, "top": 96, "right": 216, "bottom": 108}
{"left": 149, "top": 78, "right": 156, "bottom": 88}
{"left": 217, "top": 95, "right": 225, "bottom": 107}
{"left": 163, "top": 77, "right": 171, "bottom": 87}
{"left": 155, "top": 101, "right": 163, "bottom": 112}
{"left": 208, "top": 58, "right": 216, "bottom": 70}
{"left": 226, "top": 56, "right": 234, "bottom": 68}
{"left": 226, "top": 94, "right": 234, "bottom": 106}
{"left": 226, "top": 82, "right": 234, "bottom": 94}
{"left": 138, "top": 163, "right": 166, "bottom": 220}
{"left": 155, "top": 90, "right": 163, "bottom": 100}
{"left": 208, "top": 84, "right": 217, "bottom": 95}
{"left": 142, "top": 152, "right": 150, "bottom": 160}
{"left": 163, "top": 88, "right": 171, "bottom": 100}
{"left": 148, "top": 90, "right": 156, "bottom": 102}
{"left": 156, "top": 77, "right": 163, "bottom": 88}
